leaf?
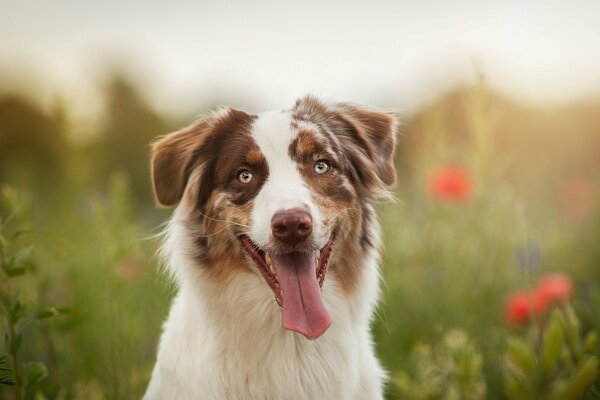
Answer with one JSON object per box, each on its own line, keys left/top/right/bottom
{"left": 11, "top": 300, "right": 26, "bottom": 322}
{"left": 583, "top": 332, "right": 597, "bottom": 353}
{"left": 35, "top": 307, "right": 74, "bottom": 320}
{"left": 564, "top": 305, "right": 581, "bottom": 356}
{"left": 5, "top": 266, "right": 27, "bottom": 277}
{"left": 23, "top": 361, "right": 48, "bottom": 386}
{"left": 505, "top": 374, "right": 531, "bottom": 400}
{"left": 561, "top": 356, "right": 599, "bottom": 400}
{"left": 0, "top": 358, "right": 8, "bottom": 371}
{"left": 548, "top": 378, "right": 568, "bottom": 400}
{"left": 0, "top": 375, "right": 15, "bottom": 386}
{"left": 7, "top": 229, "right": 31, "bottom": 241}
{"left": 12, "top": 245, "right": 34, "bottom": 265}
{"left": 507, "top": 338, "right": 536, "bottom": 378}
{"left": 541, "top": 310, "right": 564, "bottom": 377}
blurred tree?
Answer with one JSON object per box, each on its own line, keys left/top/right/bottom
{"left": 0, "top": 95, "right": 68, "bottom": 195}
{"left": 92, "top": 74, "right": 168, "bottom": 205}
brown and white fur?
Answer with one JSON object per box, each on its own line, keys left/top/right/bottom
{"left": 144, "top": 96, "right": 397, "bottom": 400}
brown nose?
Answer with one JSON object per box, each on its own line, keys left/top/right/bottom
{"left": 271, "top": 208, "right": 313, "bottom": 245}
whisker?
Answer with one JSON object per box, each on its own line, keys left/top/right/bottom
{"left": 196, "top": 211, "right": 251, "bottom": 228}
{"left": 190, "top": 224, "right": 233, "bottom": 238}
{"left": 224, "top": 231, "right": 248, "bottom": 248}
{"left": 326, "top": 207, "right": 360, "bottom": 225}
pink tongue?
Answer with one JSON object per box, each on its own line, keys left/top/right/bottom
{"left": 272, "top": 251, "right": 332, "bottom": 339}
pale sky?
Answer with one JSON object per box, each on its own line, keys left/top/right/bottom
{"left": 1, "top": 0, "right": 600, "bottom": 121}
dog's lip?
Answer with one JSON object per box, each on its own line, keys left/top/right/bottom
{"left": 238, "top": 233, "right": 336, "bottom": 307}
{"left": 239, "top": 236, "right": 282, "bottom": 305}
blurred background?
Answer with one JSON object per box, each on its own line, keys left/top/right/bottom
{"left": 1, "top": 0, "right": 599, "bottom": 399}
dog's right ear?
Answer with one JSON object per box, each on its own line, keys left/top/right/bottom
{"left": 150, "top": 118, "right": 212, "bottom": 208}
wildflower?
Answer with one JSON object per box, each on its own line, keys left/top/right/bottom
{"left": 428, "top": 165, "right": 472, "bottom": 203}
{"left": 116, "top": 253, "right": 147, "bottom": 283}
{"left": 533, "top": 274, "right": 572, "bottom": 316}
{"left": 515, "top": 243, "right": 540, "bottom": 273}
{"left": 505, "top": 290, "right": 532, "bottom": 326}
{"left": 505, "top": 274, "right": 574, "bottom": 326}
{"left": 556, "top": 178, "right": 596, "bottom": 222}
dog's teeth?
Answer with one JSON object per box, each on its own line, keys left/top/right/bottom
{"left": 265, "top": 254, "right": 275, "bottom": 274}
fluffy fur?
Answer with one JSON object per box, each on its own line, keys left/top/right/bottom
{"left": 144, "top": 96, "right": 397, "bottom": 400}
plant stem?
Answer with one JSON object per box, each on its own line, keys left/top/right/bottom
{"left": 6, "top": 314, "right": 23, "bottom": 400}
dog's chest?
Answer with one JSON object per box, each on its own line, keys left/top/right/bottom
{"left": 213, "top": 334, "right": 359, "bottom": 399}
{"left": 160, "top": 285, "right": 363, "bottom": 400}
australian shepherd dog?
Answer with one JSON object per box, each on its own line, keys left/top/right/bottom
{"left": 144, "top": 96, "right": 397, "bottom": 400}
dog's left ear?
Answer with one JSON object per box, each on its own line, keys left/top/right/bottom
{"left": 151, "top": 108, "right": 254, "bottom": 208}
{"left": 150, "top": 118, "right": 213, "bottom": 208}
{"left": 334, "top": 103, "right": 397, "bottom": 191}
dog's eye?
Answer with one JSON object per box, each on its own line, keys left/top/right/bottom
{"left": 314, "top": 160, "right": 330, "bottom": 174}
{"left": 238, "top": 170, "right": 254, "bottom": 184}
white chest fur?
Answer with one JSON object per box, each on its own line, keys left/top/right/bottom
{"left": 144, "top": 254, "right": 385, "bottom": 400}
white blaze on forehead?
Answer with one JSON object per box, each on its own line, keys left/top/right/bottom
{"left": 249, "top": 110, "right": 324, "bottom": 248}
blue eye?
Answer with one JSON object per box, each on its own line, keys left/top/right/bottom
{"left": 314, "top": 160, "right": 330, "bottom": 174}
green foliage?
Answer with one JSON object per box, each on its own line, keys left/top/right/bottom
{"left": 23, "top": 362, "right": 48, "bottom": 387}
{"left": 0, "top": 187, "right": 72, "bottom": 399}
{"left": 394, "top": 307, "right": 599, "bottom": 400}
{"left": 0, "top": 355, "right": 14, "bottom": 386}
{"left": 30, "top": 173, "right": 171, "bottom": 399}
{"left": 395, "top": 329, "right": 487, "bottom": 400}
{"left": 504, "top": 306, "right": 599, "bottom": 399}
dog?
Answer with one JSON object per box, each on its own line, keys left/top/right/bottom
{"left": 144, "top": 96, "right": 397, "bottom": 400}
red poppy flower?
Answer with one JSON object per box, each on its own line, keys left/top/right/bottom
{"left": 505, "top": 290, "right": 533, "bottom": 326}
{"left": 429, "top": 165, "right": 472, "bottom": 203}
{"left": 533, "top": 274, "right": 572, "bottom": 316}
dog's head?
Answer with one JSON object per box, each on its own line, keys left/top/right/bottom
{"left": 151, "top": 96, "right": 396, "bottom": 339}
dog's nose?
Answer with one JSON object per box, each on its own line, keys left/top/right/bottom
{"left": 271, "top": 208, "right": 313, "bottom": 245}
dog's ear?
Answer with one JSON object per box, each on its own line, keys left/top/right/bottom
{"left": 334, "top": 103, "right": 397, "bottom": 192}
{"left": 150, "top": 118, "right": 213, "bottom": 208}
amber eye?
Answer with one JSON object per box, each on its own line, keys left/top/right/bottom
{"left": 314, "top": 160, "right": 330, "bottom": 174}
{"left": 238, "top": 170, "right": 253, "bottom": 184}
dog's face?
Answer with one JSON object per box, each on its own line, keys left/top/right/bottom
{"left": 151, "top": 96, "right": 396, "bottom": 339}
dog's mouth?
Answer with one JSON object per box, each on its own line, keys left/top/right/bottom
{"left": 238, "top": 233, "right": 336, "bottom": 340}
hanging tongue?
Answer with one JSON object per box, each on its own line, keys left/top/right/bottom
{"left": 271, "top": 251, "right": 332, "bottom": 339}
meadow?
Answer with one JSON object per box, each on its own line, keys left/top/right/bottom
{"left": 1, "top": 75, "right": 599, "bottom": 399}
